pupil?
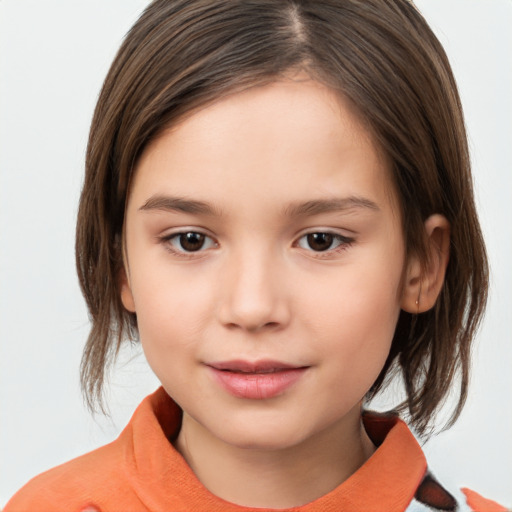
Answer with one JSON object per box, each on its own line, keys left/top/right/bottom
{"left": 181, "top": 232, "right": 205, "bottom": 251}
{"left": 307, "top": 233, "right": 333, "bottom": 251}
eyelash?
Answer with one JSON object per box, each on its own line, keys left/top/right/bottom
{"left": 295, "top": 232, "right": 354, "bottom": 257}
{"left": 159, "top": 231, "right": 217, "bottom": 259}
{"left": 158, "top": 230, "right": 354, "bottom": 258}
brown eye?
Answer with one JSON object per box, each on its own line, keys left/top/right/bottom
{"left": 167, "top": 231, "right": 216, "bottom": 253}
{"left": 297, "top": 232, "right": 353, "bottom": 253}
{"left": 306, "top": 233, "right": 334, "bottom": 251}
{"left": 180, "top": 232, "right": 205, "bottom": 251}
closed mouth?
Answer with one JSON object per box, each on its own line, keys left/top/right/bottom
{"left": 207, "top": 360, "right": 308, "bottom": 374}
{"left": 207, "top": 360, "right": 309, "bottom": 399}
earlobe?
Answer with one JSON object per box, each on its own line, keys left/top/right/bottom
{"left": 401, "top": 214, "right": 450, "bottom": 314}
{"left": 120, "top": 266, "right": 136, "bottom": 313}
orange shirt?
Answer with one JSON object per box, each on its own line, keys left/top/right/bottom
{"left": 4, "top": 388, "right": 506, "bottom": 512}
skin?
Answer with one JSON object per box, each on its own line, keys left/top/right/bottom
{"left": 120, "top": 76, "right": 450, "bottom": 508}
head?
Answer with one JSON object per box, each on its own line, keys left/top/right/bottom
{"left": 76, "top": 0, "right": 488, "bottom": 436}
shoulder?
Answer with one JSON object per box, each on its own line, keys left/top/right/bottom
{"left": 409, "top": 471, "right": 509, "bottom": 512}
{"left": 461, "top": 488, "right": 509, "bottom": 512}
{"left": 3, "top": 389, "right": 178, "bottom": 512}
{"left": 3, "top": 432, "right": 141, "bottom": 512}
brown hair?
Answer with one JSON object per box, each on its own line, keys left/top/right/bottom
{"left": 76, "top": 0, "right": 488, "bottom": 436}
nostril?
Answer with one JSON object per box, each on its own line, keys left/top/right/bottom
{"left": 224, "top": 320, "right": 280, "bottom": 332}
{"left": 246, "top": 321, "right": 281, "bottom": 332}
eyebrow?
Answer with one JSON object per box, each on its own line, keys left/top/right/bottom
{"left": 283, "top": 196, "right": 380, "bottom": 217}
{"left": 139, "top": 195, "right": 222, "bottom": 216}
{"left": 138, "top": 194, "right": 380, "bottom": 217}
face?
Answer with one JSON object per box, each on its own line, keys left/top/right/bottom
{"left": 121, "top": 77, "right": 408, "bottom": 451}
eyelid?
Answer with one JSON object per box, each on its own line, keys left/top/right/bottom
{"left": 156, "top": 227, "right": 354, "bottom": 259}
{"left": 293, "top": 229, "right": 355, "bottom": 257}
{"left": 158, "top": 228, "right": 218, "bottom": 258}
{"left": 158, "top": 225, "right": 217, "bottom": 240}
{"left": 294, "top": 226, "right": 355, "bottom": 241}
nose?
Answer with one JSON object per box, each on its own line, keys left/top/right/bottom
{"left": 217, "top": 247, "right": 291, "bottom": 333}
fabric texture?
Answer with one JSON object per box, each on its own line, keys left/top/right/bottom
{"left": 4, "top": 387, "right": 506, "bottom": 512}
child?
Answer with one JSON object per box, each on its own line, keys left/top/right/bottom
{"left": 3, "top": 1, "right": 509, "bottom": 511}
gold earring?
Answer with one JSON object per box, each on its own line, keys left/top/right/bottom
{"left": 415, "top": 285, "right": 422, "bottom": 311}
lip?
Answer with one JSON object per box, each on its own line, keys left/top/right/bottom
{"left": 206, "top": 360, "right": 309, "bottom": 399}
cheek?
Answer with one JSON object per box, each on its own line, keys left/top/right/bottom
{"left": 298, "top": 254, "right": 403, "bottom": 382}
{"left": 303, "top": 259, "right": 402, "bottom": 334}
{"left": 133, "top": 280, "right": 209, "bottom": 394}
{"left": 130, "top": 263, "right": 215, "bottom": 353}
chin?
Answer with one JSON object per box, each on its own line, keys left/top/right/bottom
{"left": 213, "top": 418, "right": 311, "bottom": 451}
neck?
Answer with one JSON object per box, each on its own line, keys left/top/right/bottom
{"left": 174, "top": 407, "right": 375, "bottom": 508}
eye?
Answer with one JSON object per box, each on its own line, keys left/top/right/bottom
{"left": 296, "top": 232, "right": 352, "bottom": 252}
{"left": 166, "top": 231, "right": 216, "bottom": 253}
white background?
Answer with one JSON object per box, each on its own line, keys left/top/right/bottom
{"left": 1, "top": 0, "right": 511, "bottom": 508}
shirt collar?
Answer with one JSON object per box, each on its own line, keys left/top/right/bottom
{"left": 122, "top": 387, "right": 426, "bottom": 511}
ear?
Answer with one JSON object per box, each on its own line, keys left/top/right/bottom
{"left": 120, "top": 265, "right": 136, "bottom": 313}
{"left": 401, "top": 214, "right": 450, "bottom": 313}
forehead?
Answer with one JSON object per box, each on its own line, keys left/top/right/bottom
{"left": 130, "top": 77, "right": 398, "bottom": 218}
